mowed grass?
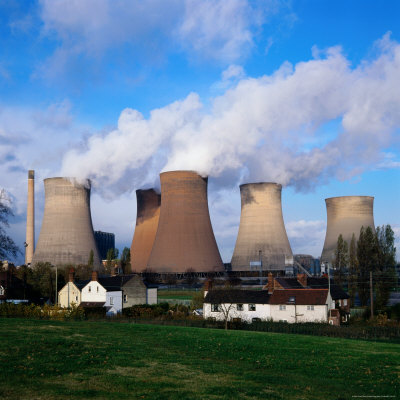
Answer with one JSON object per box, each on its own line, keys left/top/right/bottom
{"left": 157, "top": 290, "right": 197, "bottom": 300}
{"left": 0, "top": 318, "right": 399, "bottom": 400}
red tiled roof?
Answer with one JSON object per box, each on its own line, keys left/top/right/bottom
{"left": 269, "top": 289, "right": 328, "bottom": 305}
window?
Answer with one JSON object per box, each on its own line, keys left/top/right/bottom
{"left": 248, "top": 304, "right": 256, "bottom": 311}
{"left": 110, "top": 297, "right": 114, "bottom": 305}
{"left": 211, "top": 304, "right": 220, "bottom": 312}
{"left": 279, "top": 319, "right": 288, "bottom": 323}
{"left": 343, "top": 299, "right": 347, "bottom": 306}
{"left": 75, "top": 296, "right": 78, "bottom": 302}
{"left": 97, "top": 286, "right": 99, "bottom": 293}
{"left": 0, "top": 286, "right": 4, "bottom": 296}
{"left": 252, "top": 317, "right": 261, "bottom": 323}
{"left": 237, "top": 304, "right": 243, "bottom": 311}
{"left": 307, "top": 305, "right": 314, "bottom": 311}
{"left": 88, "top": 286, "right": 91, "bottom": 292}
{"left": 123, "top": 294, "right": 128, "bottom": 303}
{"left": 279, "top": 305, "right": 286, "bottom": 311}
{"left": 288, "top": 296, "right": 295, "bottom": 303}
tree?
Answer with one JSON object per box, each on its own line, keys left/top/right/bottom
{"left": 348, "top": 233, "right": 358, "bottom": 307}
{"left": 375, "top": 225, "right": 397, "bottom": 310}
{"left": 0, "top": 189, "right": 20, "bottom": 260}
{"left": 120, "top": 247, "right": 131, "bottom": 274}
{"left": 333, "top": 234, "right": 349, "bottom": 285}
{"left": 357, "top": 226, "right": 379, "bottom": 306}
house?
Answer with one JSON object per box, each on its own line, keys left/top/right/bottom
{"left": 0, "top": 269, "right": 31, "bottom": 303}
{"left": 58, "top": 269, "right": 88, "bottom": 308}
{"left": 266, "top": 273, "right": 350, "bottom": 323}
{"left": 269, "top": 289, "right": 331, "bottom": 323}
{"left": 58, "top": 270, "right": 158, "bottom": 315}
{"left": 203, "top": 289, "right": 271, "bottom": 323}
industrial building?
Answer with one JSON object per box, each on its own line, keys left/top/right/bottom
{"left": 94, "top": 231, "right": 115, "bottom": 260}
{"left": 231, "top": 183, "right": 293, "bottom": 272}
{"left": 147, "top": 171, "right": 223, "bottom": 273}
{"left": 321, "top": 196, "right": 375, "bottom": 264}
{"left": 130, "top": 189, "right": 161, "bottom": 271}
{"left": 32, "top": 177, "right": 101, "bottom": 268}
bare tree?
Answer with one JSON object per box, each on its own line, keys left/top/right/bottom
{"left": 0, "top": 189, "right": 20, "bottom": 260}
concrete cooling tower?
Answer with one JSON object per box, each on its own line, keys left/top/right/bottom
{"left": 321, "top": 196, "right": 375, "bottom": 264}
{"left": 31, "top": 177, "right": 101, "bottom": 267}
{"left": 231, "top": 183, "right": 293, "bottom": 271}
{"left": 147, "top": 171, "right": 223, "bottom": 273}
{"left": 130, "top": 189, "right": 161, "bottom": 272}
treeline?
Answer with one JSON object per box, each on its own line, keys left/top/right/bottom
{"left": 333, "top": 224, "right": 398, "bottom": 311}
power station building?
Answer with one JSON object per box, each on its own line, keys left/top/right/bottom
{"left": 130, "top": 189, "right": 161, "bottom": 272}
{"left": 147, "top": 171, "right": 223, "bottom": 273}
{"left": 31, "top": 177, "right": 101, "bottom": 268}
{"left": 231, "top": 182, "right": 293, "bottom": 271}
{"left": 321, "top": 196, "right": 375, "bottom": 264}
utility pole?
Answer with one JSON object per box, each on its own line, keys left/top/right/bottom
{"left": 370, "top": 270, "right": 374, "bottom": 318}
{"left": 55, "top": 265, "right": 58, "bottom": 306}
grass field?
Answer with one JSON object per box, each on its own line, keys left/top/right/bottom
{"left": 0, "top": 318, "right": 399, "bottom": 400}
{"left": 157, "top": 290, "right": 198, "bottom": 301}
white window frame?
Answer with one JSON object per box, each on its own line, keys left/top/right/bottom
{"left": 279, "top": 305, "right": 286, "bottom": 311}
{"left": 248, "top": 304, "right": 256, "bottom": 311}
{"left": 110, "top": 297, "right": 114, "bottom": 305}
{"left": 123, "top": 294, "right": 128, "bottom": 303}
{"left": 237, "top": 304, "right": 243, "bottom": 311}
{"left": 307, "top": 305, "right": 314, "bottom": 311}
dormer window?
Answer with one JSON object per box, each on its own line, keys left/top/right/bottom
{"left": 288, "top": 296, "right": 295, "bottom": 304}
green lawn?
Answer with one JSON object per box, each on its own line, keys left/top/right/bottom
{"left": 0, "top": 318, "right": 399, "bottom": 400}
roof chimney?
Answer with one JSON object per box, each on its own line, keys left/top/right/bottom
{"left": 91, "top": 270, "right": 98, "bottom": 281}
{"left": 68, "top": 268, "right": 75, "bottom": 283}
{"left": 267, "top": 272, "right": 274, "bottom": 294}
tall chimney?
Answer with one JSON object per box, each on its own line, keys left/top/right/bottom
{"left": 321, "top": 196, "right": 375, "bottom": 264}
{"left": 25, "top": 170, "right": 35, "bottom": 265}
{"left": 130, "top": 189, "right": 161, "bottom": 272}
{"left": 231, "top": 183, "right": 293, "bottom": 271}
{"left": 31, "top": 177, "right": 101, "bottom": 268}
{"left": 147, "top": 171, "right": 223, "bottom": 273}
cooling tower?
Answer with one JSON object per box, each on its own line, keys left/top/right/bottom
{"left": 231, "top": 183, "right": 293, "bottom": 271}
{"left": 321, "top": 196, "right": 375, "bottom": 264}
{"left": 25, "top": 170, "right": 35, "bottom": 265}
{"left": 147, "top": 171, "right": 223, "bottom": 273}
{"left": 31, "top": 177, "right": 101, "bottom": 267}
{"left": 130, "top": 189, "right": 161, "bottom": 271}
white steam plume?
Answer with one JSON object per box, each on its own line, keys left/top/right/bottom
{"left": 60, "top": 34, "right": 400, "bottom": 193}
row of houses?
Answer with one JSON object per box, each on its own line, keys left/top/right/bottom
{"left": 203, "top": 274, "right": 350, "bottom": 325}
{"left": 58, "top": 270, "right": 157, "bottom": 315}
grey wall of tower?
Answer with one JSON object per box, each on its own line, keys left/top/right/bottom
{"left": 31, "top": 177, "right": 101, "bottom": 267}
{"left": 231, "top": 182, "right": 293, "bottom": 271}
{"left": 321, "top": 196, "right": 375, "bottom": 264}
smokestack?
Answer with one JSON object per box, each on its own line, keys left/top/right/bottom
{"left": 25, "top": 170, "right": 35, "bottom": 265}
{"left": 231, "top": 183, "right": 293, "bottom": 271}
{"left": 31, "top": 177, "right": 101, "bottom": 268}
{"left": 321, "top": 196, "right": 375, "bottom": 264}
{"left": 147, "top": 171, "right": 223, "bottom": 273}
{"left": 91, "top": 270, "right": 98, "bottom": 281}
{"left": 130, "top": 189, "right": 161, "bottom": 272}
{"left": 69, "top": 268, "right": 75, "bottom": 282}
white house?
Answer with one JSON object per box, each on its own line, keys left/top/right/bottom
{"left": 58, "top": 271, "right": 158, "bottom": 315}
{"left": 203, "top": 289, "right": 271, "bottom": 323}
{"left": 269, "top": 289, "right": 331, "bottom": 323}
{"left": 203, "top": 288, "right": 334, "bottom": 324}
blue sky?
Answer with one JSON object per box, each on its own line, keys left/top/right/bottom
{"left": 1, "top": 0, "right": 399, "bottom": 264}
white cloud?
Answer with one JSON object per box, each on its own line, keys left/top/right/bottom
{"left": 60, "top": 36, "right": 400, "bottom": 195}
{"left": 36, "top": 0, "right": 283, "bottom": 82}
{"left": 286, "top": 220, "right": 326, "bottom": 257}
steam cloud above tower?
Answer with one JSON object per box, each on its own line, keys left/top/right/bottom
{"left": 60, "top": 34, "right": 400, "bottom": 193}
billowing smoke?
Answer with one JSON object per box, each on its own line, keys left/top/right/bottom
{"left": 60, "top": 34, "right": 400, "bottom": 193}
